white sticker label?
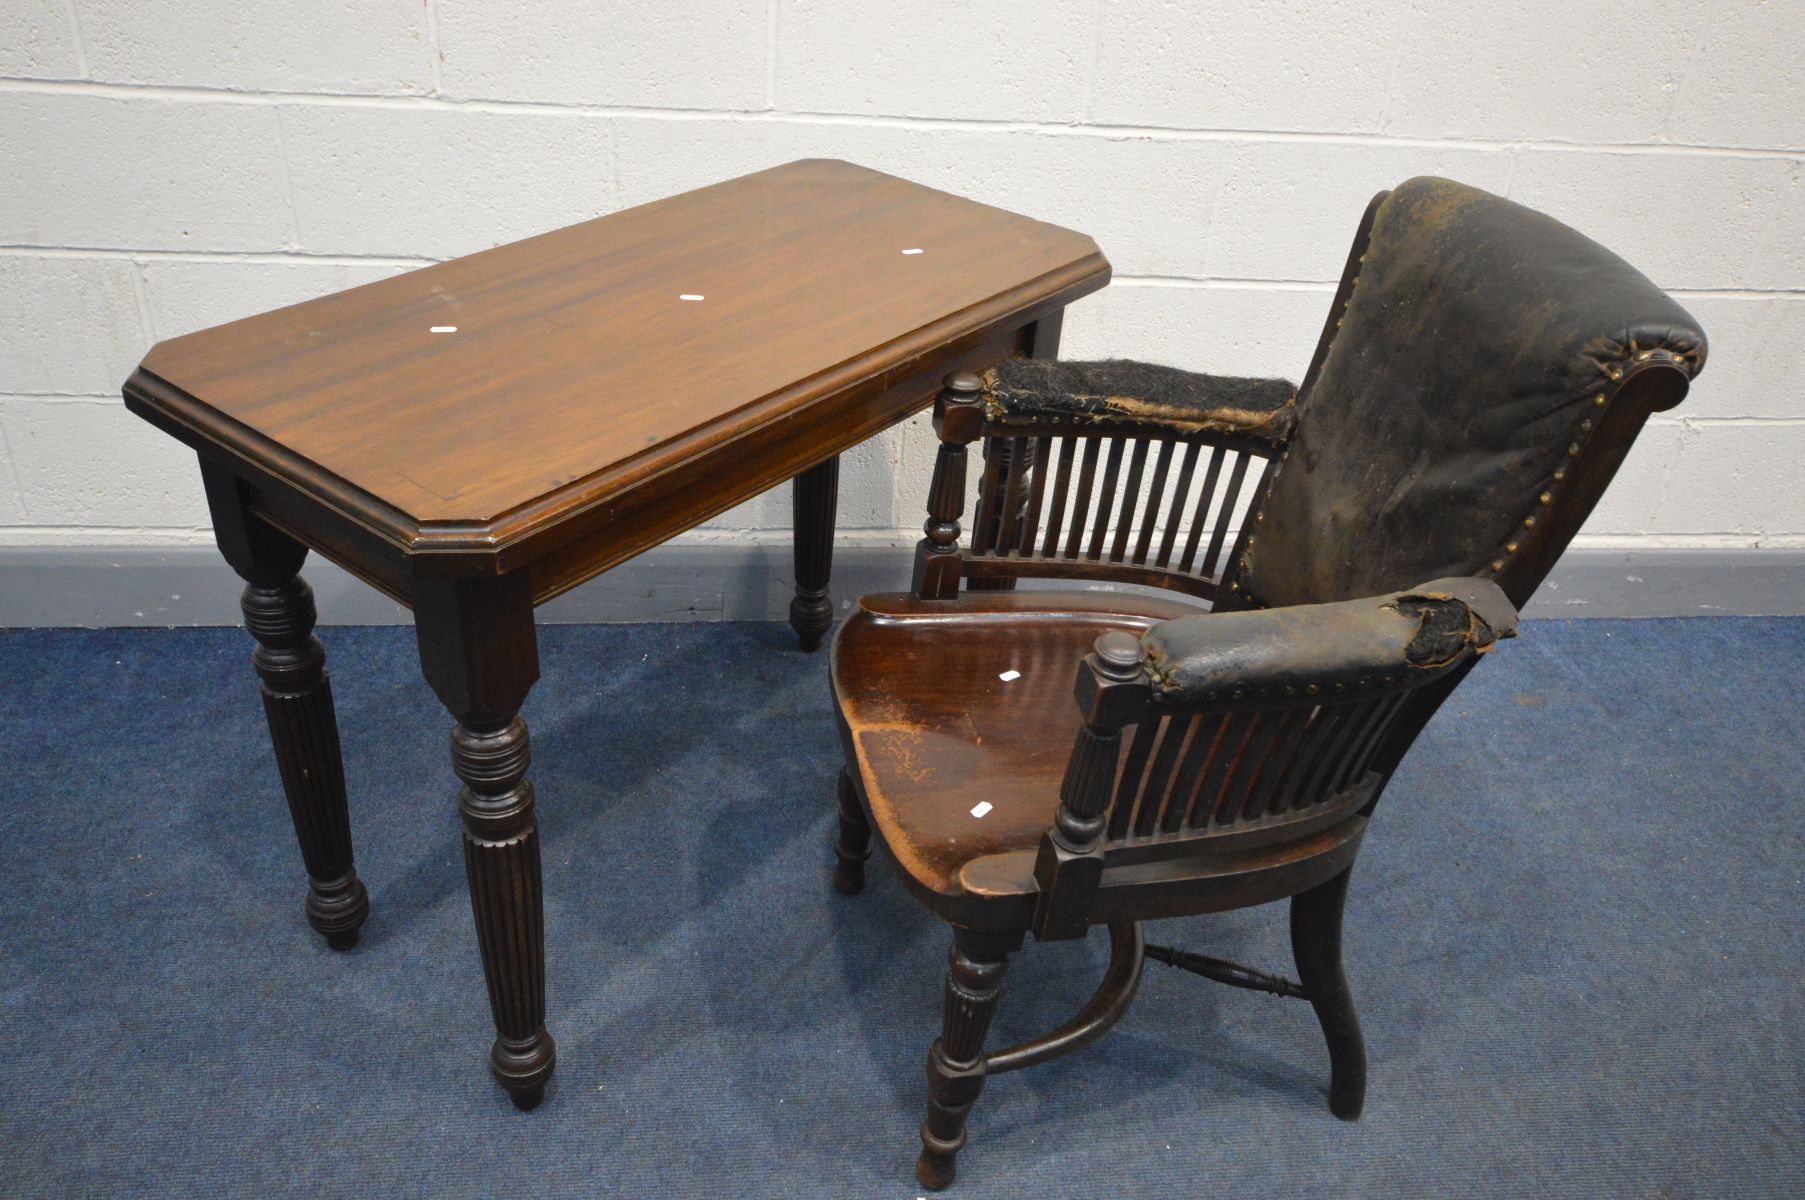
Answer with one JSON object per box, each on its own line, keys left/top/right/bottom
{"left": 679, "top": 294, "right": 705, "bottom": 301}
{"left": 902, "top": 247, "right": 924, "bottom": 255}
{"left": 429, "top": 326, "right": 457, "bottom": 333}
{"left": 998, "top": 669, "right": 1021, "bottom": 682}
{"left": 970, "top": 802, "right": 993, "bottom": 819}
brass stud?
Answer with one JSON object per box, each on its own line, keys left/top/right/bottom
{"left": 1580, "top": 419, "right": 1594, "bottom": 433}
{"left": 1524, "top": 516, "right": 1536, "bottom": 528}
{"left": 1306, "top": 684, "right": 1319, "bottom": 695}
{"left": 1635, "top": 350, "right": 1651, "bottom": 362}
{"left": 1553, "top": 470, "right": 1566, "bottom": 481}
{"left": 1506, "top": 541, "right": 1519, "bottom": 553}
{"left": 1568, "top": 443, "right": 1581, "bottom": 457}
{"left": 1594, "top": 394, "right": 1608, "bottom": 408}
{"left": 1491, "top": 559, "right": 1504, "bottom": 571}
{"left": 1540, "top": 492, "right": 1552, "bottom": 504}
{"left": 1608, "top": 367, "right": 1623, "bottom": 380}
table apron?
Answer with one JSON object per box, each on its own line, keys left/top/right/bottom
{"left": 506, "top": 321, "right": 1032, "bottom": 606}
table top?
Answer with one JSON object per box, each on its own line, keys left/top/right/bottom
{"left": 126, "top": 159, "right": 1107, "bottom": 557}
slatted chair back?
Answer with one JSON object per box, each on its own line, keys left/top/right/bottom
{"left": 1029, "top": 580, "right": 1518, "bottom": 942}
{"left": 1099, "top": 689, "right": 1405, "bottom": 862}
{"left": 964, "top": 429, "right": 1279, "bottom": 602}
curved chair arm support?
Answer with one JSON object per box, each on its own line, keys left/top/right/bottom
{"left": 1140, "top": 577, "right": 1519, "bottom": 709}
{"left": 985, "top": 920, "right": 1144, "bottom": 1076}
{"left": 981, "top": 358, "right": 1298, "bottom": 448}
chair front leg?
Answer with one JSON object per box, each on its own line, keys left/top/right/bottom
{"left": 1290, "top": 865, "right": 1366, "bottom": 1119}
{"left": 917, "top": 928, "right": 1018, "bottom": 1191}
{"left": 831, "top": 765, "right": 871, "bottom": 896}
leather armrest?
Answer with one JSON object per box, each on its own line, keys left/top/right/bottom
{"left": 981, "top": 358, "right": 1298, "bottom": 445}
{"left": 1140, "top": 577, "right": 1518, "bottom": 706}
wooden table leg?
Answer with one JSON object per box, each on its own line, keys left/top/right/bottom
{"left": 414, "top": 571, "right": 555, "bottom": 1109}
{"left": 789, "top": 454, "right": 839, "bottom": 652}
{"left": 202, "top": 463, "right": 369, "bottom": 949}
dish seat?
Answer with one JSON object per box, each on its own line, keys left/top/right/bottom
{"left": 830, "top": 588, "right": 1205, "bottom": 918}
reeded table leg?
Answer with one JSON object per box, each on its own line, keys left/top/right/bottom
{"left": 203, "top": 462, "right": 368, "bottom": 949}
{"left": 415, "top": 572, "right": 555, "bottom": 1108}
{"left": 454, "top": 713, "right": 552, "bottom": 1108}
{"left": 243, "top": 577, "right": 369, "bottom": 947}
{"left": 790, "top": 455, "right": 839, "bottom": 652}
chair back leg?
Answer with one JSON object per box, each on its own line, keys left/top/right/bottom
{"left": 917, "top": 928, "right": 1017, "bottom": 1190}
{"left": 1290, "top": 865, "right": 1367, "bottom": 1119}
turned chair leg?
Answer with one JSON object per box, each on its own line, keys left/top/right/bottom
{"left": 789, "top": 455, "right": 839, "bottom": 652}
{"left": 1290, "top": 866, "right": 1366, "bottom": 1119}
{"left": 832, "top": 767, "right": 872, "bottom": 896}
{"left": 917, "top": 929, "right": 1015, "bottom": 1191}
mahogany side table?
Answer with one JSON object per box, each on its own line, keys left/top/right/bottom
{"left": 122, "top": 159, "right": 1109, "bottom": 1107}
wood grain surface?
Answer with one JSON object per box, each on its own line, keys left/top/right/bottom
{"left": 128, "top": 159, "right": 1107, "bottom": 553}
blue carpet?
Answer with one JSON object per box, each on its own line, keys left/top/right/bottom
{"left": 0, "top": 617, "right": 1800, "bottom": 1198}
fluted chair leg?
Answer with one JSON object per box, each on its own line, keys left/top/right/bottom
{"left": 917, "top": 929, "right": 1013, "bottom": 1191}
{"left": 1290, "top": 865, "right": 1366, "bottom": 1119}
{"left": 832, "top": 766, "right": 872, "bottom": 896}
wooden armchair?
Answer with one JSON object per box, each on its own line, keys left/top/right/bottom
{"left": 827, "top": 177, "right": 1707, "bottom": 1189}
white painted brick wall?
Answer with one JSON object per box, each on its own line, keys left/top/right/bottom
{"left": 280, "top": 106, "right": 614, "bottom": 257}
{"left": 0, "top": 0, "right": 76, "bottom": 78}
{"left": 439, "top": 1, "right": 768, "bottom": 110}
{"left": 1, "top": 1, "right": 1801, "bottom": 557}
{"left": 780, "top": 0, "right": 1093, "bottom": 122}
{"left": 74, "top": 1, "right": 435, "bottom": 96}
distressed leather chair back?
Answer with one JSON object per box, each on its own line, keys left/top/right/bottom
{"left": 1227, "top": 177, "right": 1706, "bottom": 614}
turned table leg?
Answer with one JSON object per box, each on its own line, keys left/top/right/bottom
{"left": 415, "top": 572, "right": 555, "bottom": 1108}
{"left": 790, "top": 455, "right": 839, "bottom": 652}
{"left": 203, "top": 462, "right": 368, "bottom": 949}
{"left": 243, "top": 577, "right": 369, "bottom": 947}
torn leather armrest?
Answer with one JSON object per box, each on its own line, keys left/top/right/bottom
{"left": 1139, "top": 577, "right": 1519, "bottom": 707}
{"left": 981, "top": 357, "right": 1298, "bottom": 446}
